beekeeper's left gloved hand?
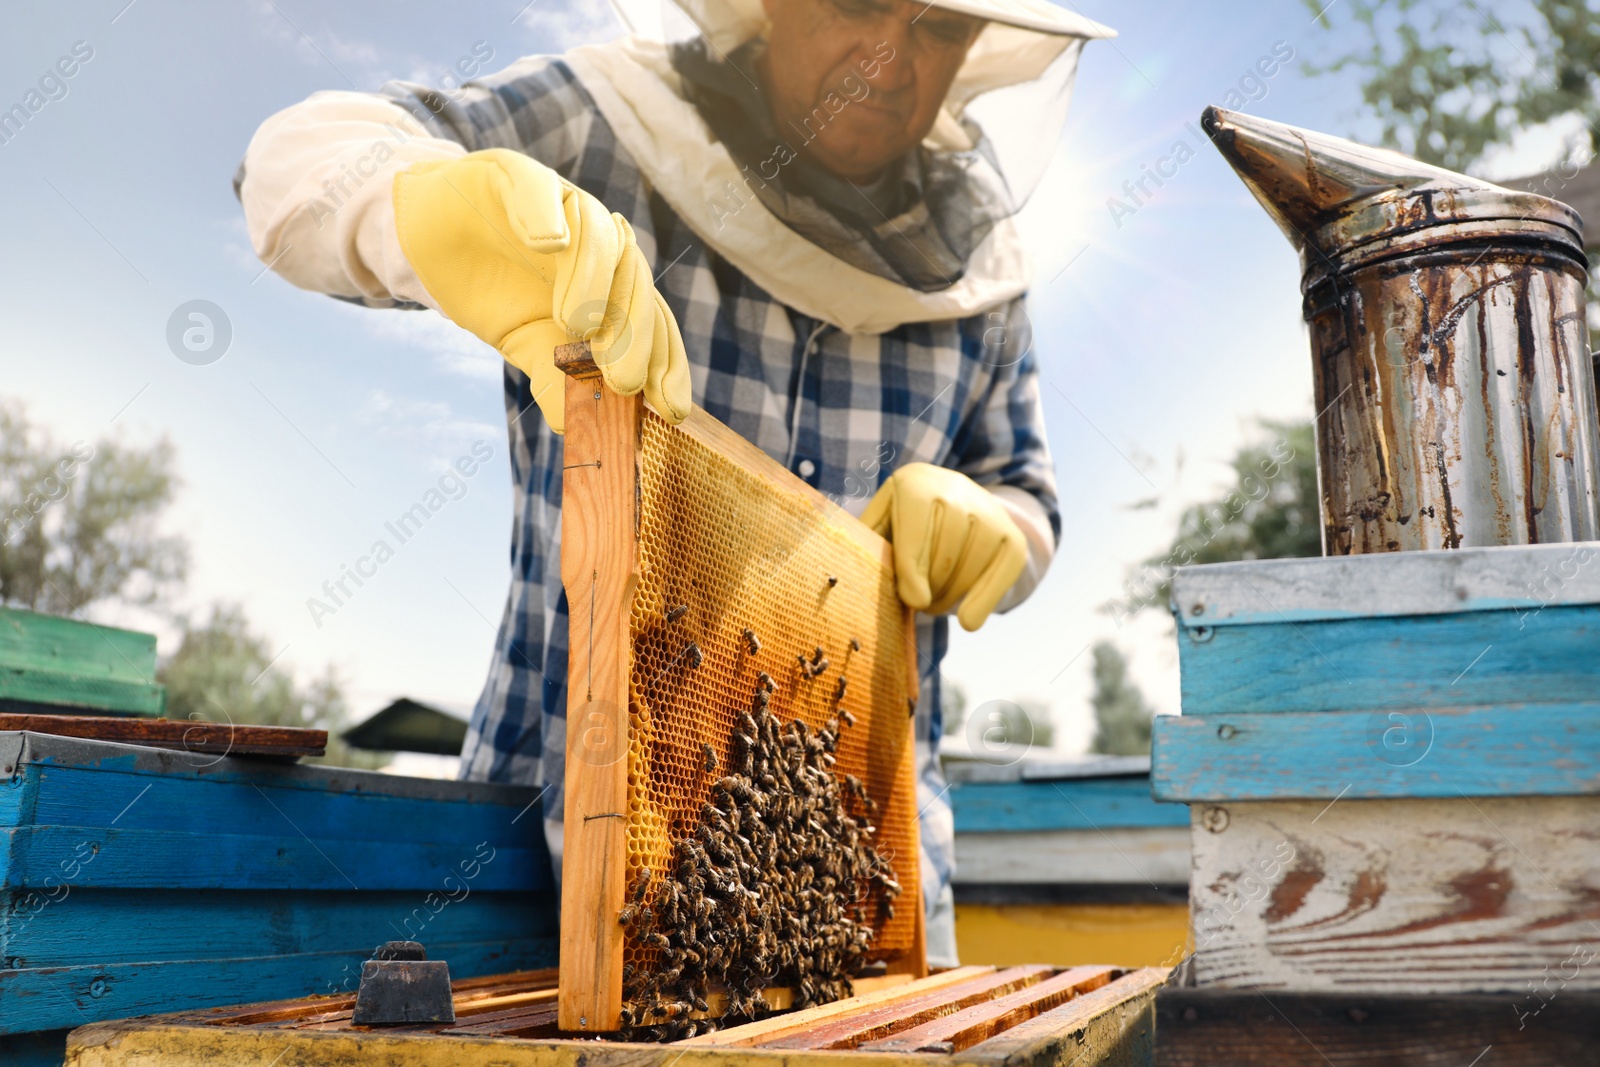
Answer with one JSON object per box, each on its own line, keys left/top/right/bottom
{"left": 862, "top": 464, "right": 1028, "bottom": 632}
{"left": 392, "top": 148, "right": 690, "bottom": 434}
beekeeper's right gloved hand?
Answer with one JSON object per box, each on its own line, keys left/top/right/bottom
{"left": 392, "top": 149, "right": 692, "bottom": 434}
{"left": 862, "top": 463, "right": 1028, "bottom": 633}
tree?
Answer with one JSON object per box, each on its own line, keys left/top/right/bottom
{"left": 1008, "top": 698, "right": 1055, "bottom": 749}
{"left": 940, "top": 678, "right": 968, "bottom": 736}
{"left": 0, "top": 402, "right": 186, "bottom": 615}
{"left": 1116, "top": 419, "right": 1320, "bottom": 619}
{"left": 160, "top": 605, "right": 386, "bottom": 769}
{"left": 1088, "top": 642, "right": 1153, "bottom": 756}
{"left": 1303, "top": 0, "right": 1600, "bottom": 173}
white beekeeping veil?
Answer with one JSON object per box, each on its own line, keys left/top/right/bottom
{"left": 566, "top": 0, "right": 1114, "bottom": 331}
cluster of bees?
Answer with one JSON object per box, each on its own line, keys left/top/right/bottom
{"left": 615, "top": 674, "right": 901, "bottom": 1040}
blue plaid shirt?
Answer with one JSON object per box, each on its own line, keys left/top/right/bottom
{"left": 379, "top": 56, "right": 1059, "bottom": 935}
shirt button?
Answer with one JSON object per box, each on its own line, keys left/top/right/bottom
{"left": 797, "top": 459, "right": 816, "bottom": 478}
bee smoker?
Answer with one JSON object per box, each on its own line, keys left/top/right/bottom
{"left": 1202, "top": 106, "right": 1600, "bottom": 553}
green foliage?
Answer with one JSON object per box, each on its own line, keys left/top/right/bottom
{"left": 942, "top": 678, "right": 1055, "bottom": 752}
{"left": 1087, "top": 641, "right": 1153, "bottom": 756}
{"left": 1117, "top": 419, "right": 1320, "bottom": 619}
{"left": 160, "top": 605, "right": 387, "bottom": 770}
{"left": 1304, "top": 0, "right": 1600, "bottom": 172}
{"left": 940, "top": 678, "right": 968, "bottom": 735}
{"left": 1008, "top": 698, "right": 1055, "bottom": 748}
{"left": 1, "top": 396, "right": 384, "bottom": 770}
{"left": 0, "top": 402, "right": 187, "bottom": 615}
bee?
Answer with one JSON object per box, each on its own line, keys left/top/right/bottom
{"left": 619, "top": 903, "right": 639, "bottom": 926}
{"left": 849, "top": 637, "right": 861, "bottom": 652}
{"left": 839, "top": 708, "right": 857, "bottom": 728}
{"left": 666, "top": 604, "right": 689, "bottom": 623}
{"left": 833, "top": 676, "right": 848, "bottom": 701}
{"left": 684, "top": 642, "right": 703, "bottom": 669}
{"left": 703, "top": 743, "right": 717, "bottom": 773}
{"left": 826, "top": 575, "right": 838, "bottom": 587}
{"left": 631, "top": 868, "right": 653, "bottom": 903}
{"left": 741, "top": 628, "right": 761, "bottom": 654}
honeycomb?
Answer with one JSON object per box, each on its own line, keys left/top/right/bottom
{"left": 623, "top": 408, "right": 919, "bottom": 989}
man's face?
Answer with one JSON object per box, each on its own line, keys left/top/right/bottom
{"left": 759, "top": 0, "right": 984, "bottom": 183}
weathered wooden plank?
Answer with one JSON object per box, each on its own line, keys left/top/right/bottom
{"left": 2, "top": 887, "right": 554, "bottom": 968}
{"left": 858, "top": 966, "right": 1117, "bottom": 1053}
{"left": 19, "top": 763, "right": 540, "bottom": 846}
{"left": 963, "top": 967, "right": 1169, "bottom": 1062}
{"left": 760, "top": 966, "right": 1053, "bottom": 1049}
{"left": 6, "top": 731, "right": 538, "bottom": 804}
{"left": 1, "top": 937, "right": 559, "bottom": 1034}
{"left": 0, "top": 825, "right": 549, "bottom": 891}
{"left": 1171, "top": 542, "right": 1600, "bottom": 625}
{"left": 950, "top": 778, "right": 1187, "bottom": 834}
{"left": 0, "top": 716, "right": 324, "bottom": 756}
{"left": 200, "top": 968, "right": 558, "bottom": 1026}
{"left": 439, "top": 1003, "right": 560, "bottom": 1037}
{"left": 1188, "top": 797, "right": 1600, "bottom": 993}
{"left": 63, "top": 963, "right": 1169, "bottom": 1066}
{"left": 945, "top": 755, "right": 1152, "bottom": 785}
{"left": 66, "top": 1024, "right": 936, "bottom": 1067}
{"left": 1154, "top": 988, "right": 1600, "bottom": 1066}
{"left": 953, "top": 827, "right": 1191, "bottom": 887}
{"left": 681, "top": 966, "right": 995, "bottom": 1047}
{"left": 556, "top": 357, "right": 639, "bottom": 1033}
{"left": 1176, "top": 604, "right": 1599, "bottom": 715}
{"left": 1151, "top": 704, "right": 1600, "bottom": 801}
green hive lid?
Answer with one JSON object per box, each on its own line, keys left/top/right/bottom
{"left": 0, "top": 606, "right": 165, "bottom": 716}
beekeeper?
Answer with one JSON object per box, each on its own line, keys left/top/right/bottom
{"left": 238, "top": 0, "right": 1112, "bottom": 966}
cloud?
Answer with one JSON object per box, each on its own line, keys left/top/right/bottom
{"left": 250, "top": 0, "right": 387, "bottom": 83}
{"left": 360, "top": 389, "right": 502, "bottom": 466}
{"left": 514, "top": 0, "right": 627, "bottom": 51}
{"left": 344, "top": 304, "right": 504, "bottom": 382}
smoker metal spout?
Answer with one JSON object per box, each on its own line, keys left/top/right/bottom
{"left": 1200, "top": 106, "right": 1600, "bottom": 553}
{"left": 1200, "top": 106, "right": 1584, "bottom": 280}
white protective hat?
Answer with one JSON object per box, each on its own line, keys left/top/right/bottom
{"left": 627, "top": 0, "right": 1114, "bottom": 181}
{"left": 577, "top": 0, "right": 1115, "bottom": 331}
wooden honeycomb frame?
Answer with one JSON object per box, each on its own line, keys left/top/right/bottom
{"left": 555, "top": 342, "right": 924, "bottom": 1032}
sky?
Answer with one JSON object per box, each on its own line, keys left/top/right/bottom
{"left": 0, "top": 1, "right": 1565, "bottom": 754}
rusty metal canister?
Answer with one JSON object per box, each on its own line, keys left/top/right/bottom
{"left": 1203, "top": 106, "right": 1600, "bottom": 553}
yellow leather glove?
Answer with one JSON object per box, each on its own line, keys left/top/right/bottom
{"left": 862, "top": 464, "right": 1028, "bottom": 632}
{"left": 392, "top": 149, "right": 691, "bottom": 434}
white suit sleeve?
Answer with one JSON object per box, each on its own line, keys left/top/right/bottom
{"left": 238, "top": 91, "right": 467, "bottom": 308}
{"left": 990, "top": 484, "right": 1055, "bottom": 613}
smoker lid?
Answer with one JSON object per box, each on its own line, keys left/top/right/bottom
{"left": 1200, "top": 106, "right": 1585, "bottom": 277}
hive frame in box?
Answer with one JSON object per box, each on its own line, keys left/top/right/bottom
{"left": 556, "top": 343, "right": 925, "bottom": 1032}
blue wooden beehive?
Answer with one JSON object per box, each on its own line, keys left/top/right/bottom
{"left": 0, "top": 731, "right": 557, "bottom": 1065}
{"left": 949, "top": 755, "right": 1189, "bottom": 894}
{"left": 1149, "top": 542, "right": 1600, "bottom": 995}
